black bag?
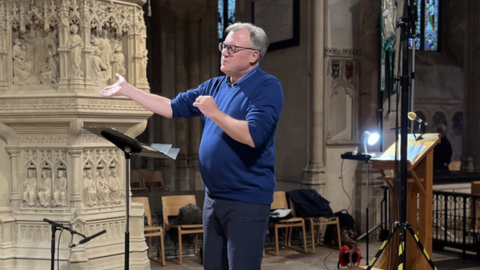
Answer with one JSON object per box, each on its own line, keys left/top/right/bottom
{"left": 287, "top": 189, "right": 335, "bottom": 218}
{"left": 167, "top": 203, "right": 202, "bottom": 243}
{"left": 323, "top": 210, "right": 358, "bottom": 248}
{"left": 170, "top": 203, "right": 202, "bottom": 225}
{"left": 336, "top": 209, "right": 355, "bottom": 230}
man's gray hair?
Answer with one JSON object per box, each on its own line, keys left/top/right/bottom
{"left": 226, "top": 22, "right": 269, "bottom": 61}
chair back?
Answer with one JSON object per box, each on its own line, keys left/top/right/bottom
{"left": 132, "top": 197, "right": 153, "bottom": 226}
{"left": 131, "top": 169, "right": 143, "bottom": 186}
{"left": 142, "top": 170, "right": 166, "bottom": 190}
{"left": 271, "top": 191, "right": 289, "bottom": 210}
{"left": 161, "top": 195, "right": 197, "bottom": 227}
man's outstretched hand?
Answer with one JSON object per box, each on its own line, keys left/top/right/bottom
{"left": 100, "top": 73, "right": 127, "bottom": 97}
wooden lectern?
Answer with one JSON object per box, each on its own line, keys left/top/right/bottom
{"left": 368, "top": 133, "right": 440, "bottom": 270}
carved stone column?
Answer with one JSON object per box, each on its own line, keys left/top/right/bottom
{"left": 303, "top": 0, "right": 327, "bottom": 189}
{"left": 0, "top": 0, "right": 152, "bottom": 269}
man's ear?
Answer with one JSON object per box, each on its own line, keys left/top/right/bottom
{"left": 250, "top": 51, "right": 260, "bottom": 65}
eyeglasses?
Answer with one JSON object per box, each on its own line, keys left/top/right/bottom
{"left": 218, "top": 42, "right": 258, "bottom": 54}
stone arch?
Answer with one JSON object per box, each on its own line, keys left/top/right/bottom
{"left": 452, "top": 111, "right": 463, "bottom": 135}
{"left": 431, "top": 111, "right": 448, "bottom": 132}
{"left": 0, "top": 123, "right": 19, "bottom": 145}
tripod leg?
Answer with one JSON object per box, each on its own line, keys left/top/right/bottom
{"left": 366, "top": 224, "right": 399, "bottom": 270}
{"left": 406, "top": 223, "right": 438, "bottom": 270}
{"left": 398, "top": 225, "right": 406, "bottom": 270}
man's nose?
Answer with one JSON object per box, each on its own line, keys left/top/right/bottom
{"left": 221, "top": 49, "right": 230, "bottom": 57}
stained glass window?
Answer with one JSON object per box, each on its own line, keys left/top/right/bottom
{"left": 423, "top": 0, "right": 439, "bottom": 51}
{"left": 218, "top": 0, "right": 236, "bottom": 39}
{"left": 408, "top": 0, "right": 439, "bottom": 51}
{"left": 218, "top": 1, "right": 224, "bottom": 39}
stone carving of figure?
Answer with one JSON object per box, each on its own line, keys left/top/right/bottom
{"left": 108, "top": 166, "right": 122, "bottom": 204}
{"left": 96, "top": 165, "right": 110, "bottom": 205}
{"left": 90, "top": 49, "right": 108, "bottom": 83}
{"left": 139, "top": 49, "right": 148, "bottom": 82}
{"left": 53, "top": 169, "right": 67, "bottom": 206}
{"left": 23, "top": 168, "right": 37, "bottom": 206}
{"left": 382, "top": 0, "right": 396, "bottom": 50}
{"left": 39, "top": 44, "right": 59, "bottom": 84}
{"left": 110, "top": 41, "right": 125, "bottom": 80}
{"left": 68, "top": 24, "right": 84, "bottom": 78}
{"left": 99, "top": 29, "right": 113, "bottom": 80}
{"left": 38, "top": 169, "right": 52, "bottom": 207}
{"left": 13, "top": 38, "right": 37, "bottom": 86}
{"left": 90, "top": 32, "right": 101, "bottom": 55}
{"left": 83, "top": 168, "right": 97, "bottom": 207}
{"left": 22, "top": 27, "right": 46, "bottom": 75}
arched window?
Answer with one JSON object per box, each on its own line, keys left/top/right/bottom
{"left": 218, "top": 0, "right": 236, "bottom": 39}
{"left": 409, "top": 0, "right": 439, "bottom": 51}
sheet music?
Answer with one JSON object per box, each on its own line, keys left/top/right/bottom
{"left": 379, "top": 145, "right": 426, "bottom": 161}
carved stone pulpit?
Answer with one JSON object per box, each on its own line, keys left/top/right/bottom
{"left": 0, "top": 0, "right": 153, "bottom": 269}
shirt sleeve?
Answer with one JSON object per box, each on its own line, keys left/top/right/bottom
{"left": 246, "top": 78, "right": 284, "bottom": 147}
{"left": 171, "top": 78, "right": 223, "bottom": 118}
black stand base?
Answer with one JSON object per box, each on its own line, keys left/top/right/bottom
{"left": 365, "top": 222, "right": 437, "bottom": 270}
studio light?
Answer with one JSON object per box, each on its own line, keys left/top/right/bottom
{"left": 364, "top": 131, "right": 380, "bottom": 156}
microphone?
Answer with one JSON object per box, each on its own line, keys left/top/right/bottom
{"left": 70, "top": 230, "right": 106, "bottom": 248}
{"left": 408, "top": 112, "right": 428, "bottom": 126}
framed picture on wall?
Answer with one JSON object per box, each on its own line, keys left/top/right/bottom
{"left": 252, "top": 0, "right": 300, "bottom": 52}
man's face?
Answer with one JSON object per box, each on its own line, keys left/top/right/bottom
{"left": 220, "top": 28, "right": 259, "bottom": 80}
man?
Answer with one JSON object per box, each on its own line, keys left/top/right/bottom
{"left": 101, "top": 22, "right": 283, "bottom": 270}
{"left": 433, "top": 123, "right": 452, "bottom": 172}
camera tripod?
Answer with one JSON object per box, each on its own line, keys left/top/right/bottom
{"left": 365, "top": 0, "right": 440, "bottom": 268}
{"left": 365, "top": 221, "right": 437, "bottom": 270}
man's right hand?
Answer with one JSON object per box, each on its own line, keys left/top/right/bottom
{"left": 100, "top": 73, "right": 127, "bottom": 97}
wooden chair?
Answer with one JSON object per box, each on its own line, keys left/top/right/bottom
{"left": 130, "top": 169, "right": 148, "bottom": 192}
{"left": 290, "top": 198, "right": 342, "bottom": 252}
{"left": 267, "top": 191, "right": 308, "bottom": 256}
{"left": 132, "top": 197, "right": 165, "bottom": 266}
{"left": 161, "top": 195, "right": 203, "bottom": 265}
{"left": 142, "top": 170, "right": 169, "bottom": 192}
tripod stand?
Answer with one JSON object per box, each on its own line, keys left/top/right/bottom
{"left": 365, "top": 222, "right": 436, "bottom": 270}
{"left": 365, "top": 0, "right": 440, "bottom": 269}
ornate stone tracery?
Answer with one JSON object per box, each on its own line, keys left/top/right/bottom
{"left": 0, "top": 1, "right": 151, "bottom": 268}
{"left": 1, "top": 0, "right": 148, "bottom": 92}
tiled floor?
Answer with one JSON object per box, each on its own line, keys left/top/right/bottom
{"left": 150, "top": 239, "right": 480, "bottom": 270}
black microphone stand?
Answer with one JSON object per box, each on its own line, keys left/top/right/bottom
{"left": 43, "top": 218, "right": 86, "bottom": 270}
{"left": 366, "top": 1, "right": 438, "bottom": 269}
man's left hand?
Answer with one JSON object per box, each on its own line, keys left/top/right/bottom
{"left": 193, "top": 95, "right": 220, "bottom": 119}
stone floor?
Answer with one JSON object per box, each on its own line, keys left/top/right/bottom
{"left": 150, "top": 239, "right": 480, "bottom": 270}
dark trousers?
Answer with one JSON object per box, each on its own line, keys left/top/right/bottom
{"left": 202, "top": 192, "right": 270, "bottom": 270}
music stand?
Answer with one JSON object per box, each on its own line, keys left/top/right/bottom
{"left": 84, "top": 126, "right": 179, "bottom": 270}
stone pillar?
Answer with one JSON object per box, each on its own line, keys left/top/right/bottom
{"left": 0, "top": 0, "right": 153, "bottom": 269}
{"left": 303, "top": 0, "right": 327, "bottom": 189}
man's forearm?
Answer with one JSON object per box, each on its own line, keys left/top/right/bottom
{"left": 211, "top": 112, "right": 255, "bottom": 147}
{"left": 122, "top": 83, "right": 173, "bottom": 118}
